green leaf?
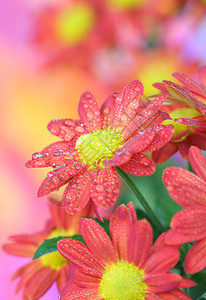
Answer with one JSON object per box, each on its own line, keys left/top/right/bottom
{"left": 190, "top": 269, "right": 206, "bottom": 300}
{"left": 33, "top": 235, "right": 85, "bottom": 260}
{"left": 33, "top": 218, "right": 111, "bottom": 260}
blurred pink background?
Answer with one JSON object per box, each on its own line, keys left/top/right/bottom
{"left": 1, "top": 0, "right": 205, "bottom": 299}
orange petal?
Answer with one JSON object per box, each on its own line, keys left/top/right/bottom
{"left": 184, "top": 237, "right": 206, "bottom": 273}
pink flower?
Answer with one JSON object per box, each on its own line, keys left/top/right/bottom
{"left": 163, "top": 146, "right": 206, "bottom": 273}
{"left": 26, "top": 80, "right": 173, "bottom": 216}
{"left": 57, "top": 203, "right": 195, "bottom": 299}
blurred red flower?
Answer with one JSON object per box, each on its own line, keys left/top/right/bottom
{"left": 3, "top": 199, "right": 93, "bottom": 299}
{"left": 26, "top": 80, "right": 173, "bottom": 216}
{"left": 163, "top": 146, "right": 206, "bottom": 273}
{"left": 152, "top": 67, "right": 206, "bottom": 163}
{"left": 57, "top": 202, "right": 194, "bottom": 299}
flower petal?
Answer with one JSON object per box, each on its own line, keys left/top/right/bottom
{"left": 127, "top": 202, "right": 137, "bottom": 224}
{"left": 57, "top": 264, "right": 70, "bottom": 292}
{"left": 127, "top": 219, "right": 153, "bottom": 268}
{"left": 152, "top": 142, "right": 178, "bottom": 164}
{"left": 69, "top": 263, "right": 100, "bottom": 288}
{"left": 80, "top": 218, "right": 116, "bottom": 267}
{"left": 174, "top": 116, "right": 206, "bottom": 129}
{"left": 78, "top": 91, "right": 101, "bottom": 131}
{"left": 143, "top": 125, "right": 174, "bottom": 152}
{"left": 124, "top": 94, "right": 167, "bottom": 137}
{"left": 144, "top": 247, "right": 180, "bottom": 274}
{"left": 47, "top": 119, "right": 86, "bottom": 142}
{"left": 170, "top": 207, "right": 206, "bottom": 241}
{"left": 124, "top": 128, "right": 155, "bottom": 153}
{"left": 100, "top": 93, "right": 117, "bottom": 128}
{"left": 198, "top": 65, "right": 206, "bottom": 87}
{"left": 110, "top": 205, "right": 132, "bottom": 260}
{"left": 23, "top": 266, "right": 58, "bottom": 299}
{"left": 189, "top": 146, "right": 206, "bottom": 181}
{"left": 173, "top": 72, "right": 205, "bottom": 96}
{"left": 57, "top": 239, "right": 104, "bottom": 277}
{"left": 90, "top": 167, "right": 119, "bottom": 208}
{"left": 145, "top": 273, "right": 181, "bottom": 294}
{"left": 113, "top": 80, "right": 143, "bottom": 131}
{"left": 120, "top": 153, "right": 156, "bottom": 176}
{"left": 188, "top": 132, "right": 206, "bottom": 150}
{"left": 26, "top": 142, "right": 78, "bottom": 168}
{"left": 162, "top": 167, "right": 206, "bottom": 207}
{"left": 150, "top": 232, "right": 181, "bottom": 256}
{"left": 61, "top": 287, "right": 101, "bottom": 299}
{"left": 184, "top": 238, "right": 206, "bottom": 273}
{"left": 38, "top": 163, "right": 86, "bottom": 197}
{"left": 2, "top": 242, "right": 37, "bottom": 257}
{"left": 178, "top": 140, "right": 190, "bottom": 160}
{"left": 156, "top": 288, "right": 193, "bottom": 300}
{"left": 62, "top": 172, "right": 91, "bottom": 214}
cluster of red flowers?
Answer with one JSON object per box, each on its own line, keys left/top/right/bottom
{"left": 4, "top": 66, "right": 206, "bottom": 299}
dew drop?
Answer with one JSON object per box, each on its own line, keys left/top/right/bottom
{"left": 95, "top": 185, "right": 104, "bottom": 193}
{"left": 50, "top": 127, "right": 60, "bottom": 135}
{"left": 86, "top": 111, "right": 94, "bottom": 121}
{"left": 140, "top": 157, "right": 151, "bottom": 166}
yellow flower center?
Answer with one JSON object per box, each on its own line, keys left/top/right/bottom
{"left": 55, "top": 3, "right": 96, "bottom": 45}
{"left": 107, "top": 0, "right": 145, "bottom": 10}
{"left": 75, "top": 128, "right": 123, "bottom": 168}
{"left": 41, "top": 228, "right": 73, "bottom": 270}
{"left": 163, "top": 107, "right": 200, "bottom": 140}
{"left": 99, "top": 261, "right": 147, "bottom": 300}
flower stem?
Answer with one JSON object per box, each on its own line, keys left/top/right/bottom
{"left": 116, "top": 167, "right": 165, "bottom": 233}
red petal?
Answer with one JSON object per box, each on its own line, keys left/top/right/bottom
{"left": 120, "top": 153, "right": 156, "bottom": 176}
{"left": 145, "top": 273, "right": 181, "bottom": 294}
{"left": 163, "top": 81, "right": 206, "bottom": 116}
{"left": 140, "top": 110, "right": 171, "bottom": 131}
{"left": 113, "top": 80, "right": 143, "bottom": 131}
{"left": 48, "top": 119, "right": 82, "bottom": 142}
{"left": 61, "top": 287, "right": 101, "bottom": 299}
{"left": 127, "top": 219, "right": 153, "bottom": 268}
{"left": 127, "top": 202, "right": 137, "bottom": 224}
{"left": 62, "top": 172, "right": 91, "bottom": 214}
{"left": 57, "top": 239, "right": 104, "bottom": 277}
{"left": 198, "top": 65, "right": 206, "bottom": 87}
{"left": 184, "top": 238, "right": 206, "bottom": 273}
{"left": 179, "top": 276, "right": 196, "bottom": 288}
{"left": 144, "top": 247, "right": 180, "bottom": 274}
{"left": 23, "top": 267, "right": 58, "bottom": 299}
{"left": 69, "top": 263, "right": 99, "bottom": 288}
{"left": 162, "top": 167, "right": 206, "bottom": 207}
{"left": 152, "top": 142, "right": 178, "bottom": 164}
{"left": 156, "top": 288, "right": 193, "bottom": 299}
{"left": 90, "top": 167, "right": 119, "bottom": 208}
{"left": 100, "top": 93, "right": 117, "bottom": 128}
{"left": 166, "top": 229, "right": 196, "bottom": 245}
{"left": 38, "top": 163, "right": 86, "bottom": 197}
{"left": 56, "top": 264, "right": 70, "bottom": 292}
{"left": 2, "top": 243, "right": 37, "bottom": 257}
{"left": 26, "top": 142, "right": 78, "bottom": 168}
{"left": 173, "top": 72, "right": 204, "bottom": 96}
{"left": 188, "top": 131, "right": 206, "bottom": 150}
{"left": 124, "top": 94, "right": 167, "bottom": 137}
{"left": 124, "top": 128, "right": 155, "bottom": 153}
{"left": 143, "top": 125, "right": 174, "bottom": 152}
{"left": 110, "top": 205, "right": 132, "bottom": 260}
{"left": 170, "top": 207, "right": 206, "bottom": 241}
{"left": 150, "top": 232, "right": 181, "bottom": 256}
{"left": 80, "top": 218, "right": 116, "bottom": 267}
{"left": 178, "top": 140, "right": 190, "bottom": 160}
{"left": 78, "top": 91, "right": 101, "bottom": 131}
{"left": 174, "top": 115, "right": 206, "bottom": 129}
{"left": 189, "top": 146, "right": 206, "bottom": 181}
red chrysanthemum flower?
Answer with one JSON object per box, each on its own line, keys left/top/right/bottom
{"left": 26, "top": 80, "right": 173, "bottom": 216}
{"left": 57, "top": 202, "right": 195, "bottom": 299}
{"left": 163, "top": 146, "right": 206, "bottom": 273}
{"left": 3, "top": 199, "right": 93, "bottom": 299}
{"left": 151, "top": 68, "right": 206, "bottom": 163}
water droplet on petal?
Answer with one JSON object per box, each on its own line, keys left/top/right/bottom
{"left": 86, "top": 111, "right": 94, "bottom": 121}
{"left": 95, "top": 185, "right": 104, "bottom": 193}
{"left": 139, "top": 157, "right": 151, "bottom": 166}
{"left": 103, "top": 108, "right": 110, "bottom": 115}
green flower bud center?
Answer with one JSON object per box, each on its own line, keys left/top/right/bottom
{"left": 99, "top": 261, "right": 147, "bottom": 300}
{"left": 75, "top": 128, "right": 123, "bottom": 168}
